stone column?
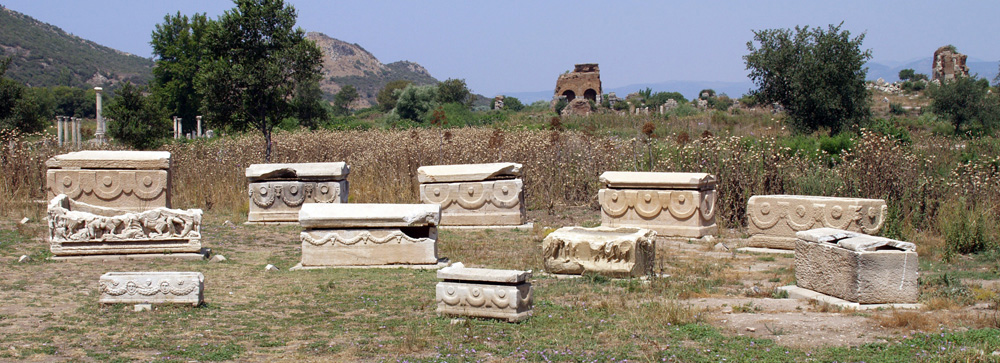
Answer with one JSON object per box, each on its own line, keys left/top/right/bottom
{"left": 94, "top": 87, "right": 105, "bottom": 143}
{"left": 177, "top": 118, "right": 182, "bottom": 140}
{"left": 74, "top": 117, "right": 81, "bottom": 148}
{"left": 57, "top": 116, "right": 64, "bottom": 146}
{"left": 172, "top": 116, "right": 178, "bottom": 139}
{"left": 196, "top": 116, "right": 202, "bottom": 138}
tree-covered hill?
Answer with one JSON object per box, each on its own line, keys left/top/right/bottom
{"left": 0, "top": 6, "right": 153, "bottom": 88}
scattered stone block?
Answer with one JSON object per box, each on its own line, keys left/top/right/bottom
{"left": 265, "top": 264, "right": 279, "bottom": 272}
{"left": 297, "top": 203, "right": 440, "bottom": 267}
{"left": 99, "top": 272, "right": 204, "bottom": 306}
{"left": 598, "top": 172, "right": 717, "bottom": 238}
{"left": 746, "top": 195, "right": 888, "bottom": 249}
{"left": 542, "top": 226, "right": 655, "bottom": 277}
{"left": 246, "top": 162, "right": 349, "bottom": 223}
{"left": 436, "top": 263, "right": 533, "bottom": 322}
{"left": 418, "top": 163, "right": 526, "bottom": 226}
{"left": 46, "top": 151, "right": 172, "bottom": 212}
{"left": 134, "top": 304, "right": 152, "bottom": 312}
{"left": 47, "top": 194, "right": 202, "bottom": 256}
{"left": 17, "top": 255, "right": 30, "bottom": 263}
{"left": 210, "top": 255, "right": 227, "bottom": 263}
{"left": 19, "top": 217, "right": 29, "bottom": 224}
{"left": 794, "top": 228, "right": 918, "bottom": 304}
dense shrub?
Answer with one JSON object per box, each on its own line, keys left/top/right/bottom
{"left": 105, "top": 82, "right": 170, "bottom": 149}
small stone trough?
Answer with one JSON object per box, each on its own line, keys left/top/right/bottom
{"left": 418, "top": 163, "right": 526, "bottom": 227}
{"left": 781, "top": 228, "right": 919, "bottom": 307}
{"left": 598, "top": 171, "right": 717, "bottom": 238}
{"left": 294, "top": 203, "right": 441, "bottom": 269}
{"left": 99, "top": 272, "right": 204, "bottom": 306}
{"left": 436, "top": 263, "right": 533, "bottom": 323}
{"left": 246, "top": 162, "right": 349, "bottom": 223}
{"left": 48, "top": 194, "right": 203, "bottom": 258}
{"left": 542, "top": 226, "right": 656, "bottom": 278}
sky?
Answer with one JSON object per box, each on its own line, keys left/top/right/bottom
{"left": 4, "top": 0, "right": 999, "bottom": 97}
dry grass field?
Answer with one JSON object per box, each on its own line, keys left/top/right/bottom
{"left": 2, "top": 102, "right": 1000, "bottom": 361}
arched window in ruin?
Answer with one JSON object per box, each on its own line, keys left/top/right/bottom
{"left": 562, "top": 90, "right": 576, "bottom": 102}
{"left": 583, "top": 89, "right": 597, "bottom": 102}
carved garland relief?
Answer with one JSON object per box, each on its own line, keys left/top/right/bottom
{"left": 47, "top": 170, "right": 166, "bottom": 201}
{"left": 249, "top": 181, "right": 342, "bottom": 208}
{"left": 100, "top": 278, "right": 199, "bottom": 296}
{"left": 600, "top": 189, "right": 716, "bottom": 221}
{"left": 421, "top": 180, "right": 522, "bottom": 210}
{"left": 301, "top": 231, "right": 433, "bottom": 246}
{"left": 747, "top": 199, "right": 887, "bottom": 234}
{"left": 437, "top": 283, "right": 532, "bottom": 310}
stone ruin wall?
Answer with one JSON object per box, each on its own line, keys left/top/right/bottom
{"left": 932, "top": 46, "right": 969, "bottom": 81}
{"left": 553, "top": 63, "right": 603, "bottom": 107}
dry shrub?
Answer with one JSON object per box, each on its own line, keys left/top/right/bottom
{"left": 162, "top": 128, "right": 628, "bottom": 216}
{"left": 873, "top": 310, "right": 936, "bottom": 330}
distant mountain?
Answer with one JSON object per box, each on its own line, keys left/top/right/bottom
{"left": 866, "top": 58, "right": 998, "bottom": 82}
{"left": 0, "top": 6, "right": 153, "bottom": 88}
{"left": 307, "top": 32, "right": 439, "bottom": 108}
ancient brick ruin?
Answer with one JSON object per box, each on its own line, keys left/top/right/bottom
{"left": 554, "top": 63, "right": 603, "bottom": 105}
{"left": 932, "top": 46, "right": 969, "bottom": 81}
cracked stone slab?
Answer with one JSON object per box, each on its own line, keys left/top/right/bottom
{"left": 417, "top": 163, "right": 522, "bottom": 183}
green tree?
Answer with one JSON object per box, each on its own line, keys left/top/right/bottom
{"left": 195, "top": 0, "right": 322, "bottom": 161}
{"left": 928, "top": 75, "right": 999, "bottom": 135}
{"left": 376, "top": 80, "right": 411, "bottom": 112}
{"left": 744, "top": 23, "right": 871, "bottom": 134}
{"left": 502, "top": 96, "right": 524, "bottom": 111}
{"left": 150, "top": 12, "right": 210, "bottom": 132}
{"left": 436, "top": 78, "right": 470, "bottom": 105}
{"left": 898, "top": 68, "right": 915, "bottom": 81}
{"left": 0, "top": 58, "right": 47, "bottom": 133}
{"left": 105, "top": 82, "right": 170, "bottom": 149}
{"left": 292, "top": 79, "right": 326, "bottom": 129}
{"left": 393, "top": 84, "right": 437, "bottom": 121}
{"left": 333, "top": 84, "right": 359, "bottom": 116}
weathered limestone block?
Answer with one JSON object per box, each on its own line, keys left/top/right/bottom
{"left": 298, "top": 203, "right": 439, "bottom": 267}
{"left": 794, "top": 228, "right": 918, "bottom": 304}
{"left": 246, "top": 162, "right": 349, "bottom": 223}
{"left": 747, "top": 195, "right": 888, "bottom": 249}
{"left": 48, "top": 194, "right": 202, "bottom": 256}
{"left": 46, "top": 151, "right": 172, "bottom": 212}
{"left": 436, "top": 263, "right": 533, "bottom": 322}
{"left": 542, "top": 226, "right": 655, "bottom": 277}
{"left": 99, "top": 272, "right": 204, "bottom": 306}
{"left": 418, "top": 163, "right": 526, "bottom": 226}
{"left": 599, "top": 172, "right": 717, "bottom": 238}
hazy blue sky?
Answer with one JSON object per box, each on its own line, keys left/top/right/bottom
{"left": 4, "top": 0, "right": 999, "bottom": 97}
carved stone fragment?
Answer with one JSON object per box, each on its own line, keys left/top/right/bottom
{"left": 794, "top": 228, "right": 918, "bottom": 304}
{"left": 46, "top": 151, "right": 172, "bottom": 212}
{"left": 436, "top": 263, "right": 533, "bottom": 322}
{"left": 298, "top": 203, "right": 439, "bottom": 267}
{"left": 418, "top": 163, "right": 526, "bottom": 226}
{"left": 542, "top": 226, "right": 655, "bottom": 277}
{"left": 598, "top": 172, "right": 717, "bottom": 238}
{"left": 246, "top": 162, "right": 349, "bottom": 223}
{"left": 48, "top": 194, "right": 202, "bottom": 256}
{"left": 99, "top": 272, "right": 204, "bottom": 306}
{"left": 746, "top": 195, "right": 888, "bottom": 249}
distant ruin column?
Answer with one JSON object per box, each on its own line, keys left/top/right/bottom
{"left": 75, "top": 117, "right": 82, "bottom": 148}
{"left": 196, "top": 116, "right": 202, "bottom": 138}
{"left": 172, "top": 116, "right": 178, "bottom": 139}
{"left": 56, "top": 116, "right": 64, "bottom": 146}
{"left": 177, "top": 118, "right": 182, "bottom": 140}
{"left": 94, "top": 87, "right": 105, "bottom": 143}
